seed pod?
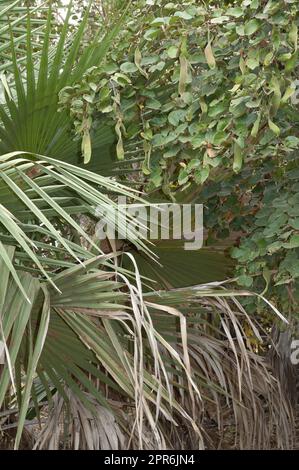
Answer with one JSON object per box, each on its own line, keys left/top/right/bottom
{"left": 204, "top": 42, "right": 216, "bottom": 69}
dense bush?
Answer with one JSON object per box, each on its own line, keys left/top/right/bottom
{"left": 60, "top": 0, "right": 299, "bottom": 315}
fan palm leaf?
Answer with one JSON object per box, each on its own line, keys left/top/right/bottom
{"left": 0, "top": 151, "right": 153, "bottom": 291}
{"left": 0, "top": 1, "right": 49, "bottom": 71}
{"left": 0, "top": 1, "right": 125, "bottom": 168}
{"left": 1, "top": 245, "right": 294, "bottom": 449}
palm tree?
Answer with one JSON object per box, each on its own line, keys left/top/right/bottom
{"left": 0, "top": 1, "right": 295, "bottom": 449}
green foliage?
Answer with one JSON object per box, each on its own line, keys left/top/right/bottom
{"left": 60, "top": 0, "right": 299, "bottom": 314}
{"left": 60, "top": 0, "right": 298, "bottom": 186}
{"left": 231, "top": 177, "right": 299, "bottom": 313}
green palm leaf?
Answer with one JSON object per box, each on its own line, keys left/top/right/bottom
{"left": 0, "top": 151, "right": 154, "bottom": 292}
{"left": 0, "top": 0, "right": 127, "bottom": 173}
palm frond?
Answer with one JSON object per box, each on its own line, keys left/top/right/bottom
{"left": 0, "top": 1, "right": 48, "bottom": 72}
{"left": 0, "top": 151, "right": 155, "bottom": 292}
{"left": 0, "top": 0, "right": 127, "bottom": 173}
{"left": 0, "top": 249, "right": 295, "bottom": 449}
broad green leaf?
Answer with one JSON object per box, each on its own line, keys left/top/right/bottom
{"left": 244, "top": 19, "right": 260, "bottom": 36}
